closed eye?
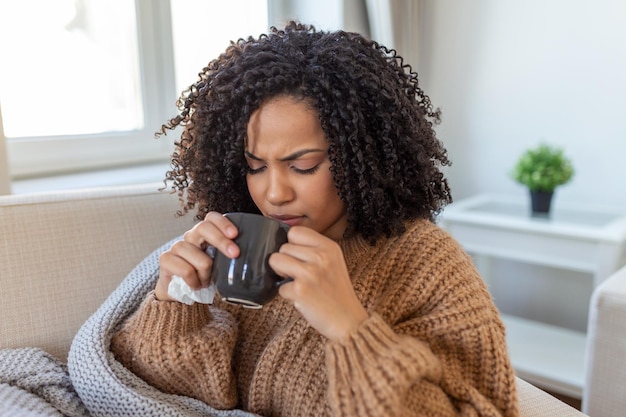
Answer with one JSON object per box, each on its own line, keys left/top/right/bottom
{"left": 293, "top": 165, "right": 320, "bottom": 175}
{"left": 246, "top": 165, "right": 266, "bottom": 175}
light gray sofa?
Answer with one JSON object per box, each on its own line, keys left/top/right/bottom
{"left": 0, "top": 183, "right": 592, "bottom": 416}
{"left": 583, "top": 263, "right": 626, "bottom": 417}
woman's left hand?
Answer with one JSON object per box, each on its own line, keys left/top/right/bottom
{"left": 269, "top": 226, "right": 369, "bottom": 340}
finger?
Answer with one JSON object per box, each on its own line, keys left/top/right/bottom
{"left": 279, "top": 235, "right": 340, "bottom": 266}
{"left": 277, "top": 277, "right": 295, "bottom": 301}
{"left": 204, "top": 211, "right": 239, "bottom": 239}
{"left": 275, "top": 227, "right": 324, "bottom": 265}
{"left": 269, "top": 251, "right": 308, "bottom": 283}
{"left": 184, "top": 212, "right": 240, "bottom": 258}
{"left": 285, "top": 225, "right": 323, "bottom": 247}
{"left": 156, "top": 249, "right": 204, "bottom": 300}
{"left": 271, "top": 252, "right": 312, "bottom": 303}
{"left": 276, "top": 242, "right": 317, "bottom": 264}
{"left": 168, "top": 240, "right": 214, "bottom": 287}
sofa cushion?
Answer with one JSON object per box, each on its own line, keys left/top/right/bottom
{"left": 0, "top": 184, "right": 196, "bottom": 361}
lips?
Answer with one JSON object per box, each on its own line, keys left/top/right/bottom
{"left": 270, "top": 214, "right": 303, "bottom": 227}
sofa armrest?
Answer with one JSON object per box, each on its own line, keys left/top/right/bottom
{"left": 0, "top": 184, "right": 196, "bottom": 361}
{"left": 517, "top": 377, "right": 587, "bottom": 417}
{"left": 583, "top": 264, "right": 626, "bottom": 416}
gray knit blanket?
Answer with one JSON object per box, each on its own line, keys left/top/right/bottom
{"left": 0, "top": 239, "right": 259, "bottom": 417}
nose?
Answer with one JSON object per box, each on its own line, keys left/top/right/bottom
{"left": 266, "top": 169, "right": 294, "bottom": 206}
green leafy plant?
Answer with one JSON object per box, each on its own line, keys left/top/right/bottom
{"left": 512, "top": 143, "right": 574, "bottom": 192}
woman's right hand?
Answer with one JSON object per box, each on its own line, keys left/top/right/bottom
{"left": 154, "top": 211, "right": 240, "bottom": 301}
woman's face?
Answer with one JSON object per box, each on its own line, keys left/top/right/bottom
{"left": 245, "top": 96, "right": 348, "bottom": 240}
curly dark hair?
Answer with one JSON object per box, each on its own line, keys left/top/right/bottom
{"left": 159, "top": 21, "right": 452, "bottom": 243}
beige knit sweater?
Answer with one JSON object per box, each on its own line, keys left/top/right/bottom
{"left": 111, "top": 219, "right": 519, "bottom": 417}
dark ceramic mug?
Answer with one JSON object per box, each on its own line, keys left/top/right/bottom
{"left": 210, "top": 212, "right": 291, "bottom": 309}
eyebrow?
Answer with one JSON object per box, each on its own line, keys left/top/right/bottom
{"left": 244, "top": 148, "right": 326, "bottom": 162}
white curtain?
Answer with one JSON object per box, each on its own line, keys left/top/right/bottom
{"left": 366, "top": 0, "right": 420, "bottom": 69}
{"left": 267, "top": 0, "right": 421, "bottom": 69}
{"left": 0, "top": 105, "right": 11, "bottom": 195}
{"left": 268, "top": 0, "right": 369, "bottom": 34}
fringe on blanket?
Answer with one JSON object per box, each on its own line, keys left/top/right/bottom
{"left": 0, "top": 347, "right": 89, "bottom": 417}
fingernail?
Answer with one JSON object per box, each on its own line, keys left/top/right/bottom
{"left": 227, "top": 244, "right": 238, "bottom": 257}
{"left": 227, "top": 226, "right": 237, "bottom": 237}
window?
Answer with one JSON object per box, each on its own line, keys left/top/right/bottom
{"left": 170, "top": 0, "right": 269, "bottom": 96}
{"left": 0, "top": 0, "right": 268, "bottom": 179}
{"left": 0, "top": 0, "right": 142, "bottom": 138}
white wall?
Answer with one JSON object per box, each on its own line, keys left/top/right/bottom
{"left": 419, "top": 0, "right": 626, "bottom": 208}
{"left": 418, "top": 0, "right": 626, "bottom": 331}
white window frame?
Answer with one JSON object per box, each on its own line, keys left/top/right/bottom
{"left": 4, "top": 0, "right": 178, "bottom": 179}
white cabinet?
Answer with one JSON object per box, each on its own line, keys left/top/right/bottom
{"left": 440, "top": 194, "right": 626, "bottom": 398}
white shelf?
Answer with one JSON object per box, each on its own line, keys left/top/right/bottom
{"left": 503, "top": 315, "right": 586, "bottom": 399}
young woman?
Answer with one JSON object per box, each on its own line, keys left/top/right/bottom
{"left": 111, "top": 22, "right": 519, "bottom": 417}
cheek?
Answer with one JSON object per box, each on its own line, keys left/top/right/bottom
{"left": 246, "top": 176, "right": 263, "bottom": 203}
{"left": 314, "top": 173, "right": 343, "bottom": 206}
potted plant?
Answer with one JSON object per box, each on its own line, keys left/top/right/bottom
{"left": 511, "top": 143, "right": 574, "bottom": 216}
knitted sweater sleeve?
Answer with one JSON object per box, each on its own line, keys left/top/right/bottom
{"left": 325, "top": 313, "right": 516, "bottom": 417}
{"left": 109, "top": 293, "right": 238, "bottom": 409}
{"left": 325, "top": 225, "right": 518, "bottom": 417}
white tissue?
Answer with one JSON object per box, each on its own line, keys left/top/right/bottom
{"left": 167, "top": 275, "right": 215, "bottom": 305}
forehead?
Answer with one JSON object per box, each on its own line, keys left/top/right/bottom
{"left": 245, "top": 96, "right": 327, "bottom": 154}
